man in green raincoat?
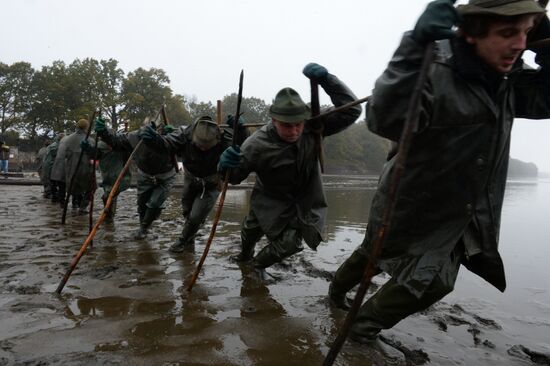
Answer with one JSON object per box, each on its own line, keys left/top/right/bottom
{"left": 95, "top": 117, "right": 177, "bottom": 239}
{"left": 219, "top": 63, "right": 362, "bottom": 270}
{"left": 140, "top": 115, "right": 247, "bottom": 252}
{"left": 37, "top": 140, "right": 51, "bottom": 198}
{"left": 51, "top": 119, "right": 95, "bottom": 213}
{"left": 43, "top": 133, "right": 64, "bottom": 203}
{"left": 81, "top": 122, "right": 132, "bottom": 223}
{"left": 329, "top": 0, "right": 550, "bottom": 344}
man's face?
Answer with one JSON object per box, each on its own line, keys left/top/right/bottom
{"left": 466, "top": 15, "right": 536, "bottom": 73}
{"left": 273, "top": 119, "right": 305, "bottom": 143}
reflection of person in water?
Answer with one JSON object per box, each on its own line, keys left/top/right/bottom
{"left": 238, "top": 266, "right": 286, "bottom": 319}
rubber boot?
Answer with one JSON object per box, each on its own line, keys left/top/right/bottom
{"left": 252, "top": 245, "right": 282, "bottom": 269}
{"left": 169, "top": 221, "right": 200, "bottom": 253}
{"left": 329, "top": 247, "right": 370, "bottom": 310}
{"left": 134, "top": 207, "right": 161, "bottom": 240}
{"left": 230, "top": 232, "right": 258, "bottom": 263}
{"left": 102, "top": 196, "right": 117, "bottom": 224}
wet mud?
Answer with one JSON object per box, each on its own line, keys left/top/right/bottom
{"left": 1, "top": 183, "right": 549, "bottom": 365}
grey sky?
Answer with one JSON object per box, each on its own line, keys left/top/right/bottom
{"left": 2, "top": 0, "right": 550, "bottom": 172}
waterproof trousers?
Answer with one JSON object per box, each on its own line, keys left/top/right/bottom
{"left": 330, "top": 239, "right": 463, "bottom": 340}
{"left": 240, "top": 211, "right": 304, "bottom": 269}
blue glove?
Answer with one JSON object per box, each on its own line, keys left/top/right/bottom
{"left": 94, "top": 117, "right": 107, "bottom": 133}
{"left": 412, "top": 0, "right": 458, "bottom": 44}
{"left": 303, "top": 63, "right": 329, "bottom": 83}
{"left": 139, "top": 124, "right": 159, "bottom": 142}
{"left": 218, "top": 146, "right": 242, "bottom": 170}
{"left": 226, "top": 115, "right": 245, "bottom": 129}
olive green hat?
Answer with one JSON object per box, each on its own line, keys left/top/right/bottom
{"left": 269, "top": 87, "right": 311, "bottom": 124}
{"left": 192, "top": 115, "right": 221, "bottom": 150}
{"left": 457, "top": 0, "right": 544, "bottom": 16}
{"left": 77, "top": 118, "right": 89, "bottom": 130}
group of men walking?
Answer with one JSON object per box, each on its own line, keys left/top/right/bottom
{"left": 33, "top": 0, "right": 550, "bottom": 346}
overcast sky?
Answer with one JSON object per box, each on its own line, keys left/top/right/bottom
{"left": 2, "top": 0, "right": 550, "bottom": 172}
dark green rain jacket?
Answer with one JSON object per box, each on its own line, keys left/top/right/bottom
{"left": 99, "top": 127, "right": 174, "bottom": 178}
{"left": 365, "top": 33, "right": 550, "bottom": 297}
{"left": 228, "top": 74, "right": 362, "bottom": 248}
{"left": 154, "top": 122, "right": 247, "bottom": 185}
{"left": 93, "top": 141, "right": 132, "bottom": 198}
{"left": 42, "top": 140, "right": 60, "bottom": 182}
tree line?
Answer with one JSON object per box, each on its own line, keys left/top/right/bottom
{"left": 1, "top": 57, "right": 393, "bottom": 174}
{"left": 0, "top": 58, "right": 272, "bottom": 139}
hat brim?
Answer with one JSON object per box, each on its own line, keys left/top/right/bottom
{"left": 269, "top": 107, "right": 311, "bottom": 124}
{"left": 457, "top": 1, "right": 544, "bottom": 16}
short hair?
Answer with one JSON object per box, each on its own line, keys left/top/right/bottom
{"left": 459, "top": 13, "right": 541, "bottom": 38}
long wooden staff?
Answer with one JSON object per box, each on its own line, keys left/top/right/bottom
{"left": 323, "top": 43, "right": 435, "bottom": 366}
{"left": 56, "top": 139, "right": 143, "bottom": 294}
{"left": 187, "top": 71, "right": 244, "bottom": 292}
{"left": 89, "top": 119, "right": 100, "bottom": 248}
{"left": 61, "top": 111, "right": 97, "bottom": 224}
{"left": 308, "top": 95, "right": 369, "bottom": 122}
{"left": 310, "top": 80, "right": 325, "bottom": 173}
{"left": 160, "top": 105, "right": 180, "bottom": 173}
{"left": 218, "top": 96, "right": 370, "bottom": 129}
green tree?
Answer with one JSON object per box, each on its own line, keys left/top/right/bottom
{"left": 31, "top": 61, "right": 72, "bottom": 134}
{"left": 186, "top": 96, "right": 216, "bottom": 122}
{"left": 97, "top": 59, "right": 125, "bottom": 130}
{"left": 221, "top": 94, "right": 270, "bottom": 124}
{"left": 164, "top": 94, "right": 191, "bottom": 127}
{"left": 122, "top": 67, "right": 172, "bottom": 129}
{"left": 0, "top": 62, "right": 35, "bottom": 136}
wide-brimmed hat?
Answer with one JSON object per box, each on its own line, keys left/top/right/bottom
{"left": 192, "top": 115, "right": 221, "bottom": 150}
{"left": 457, "top": 0, "right": 544, "bottom": 16}
{"left": 269, "top": 87, "right": 310, "bottom": 124}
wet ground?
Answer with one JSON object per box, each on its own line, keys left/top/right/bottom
{"left": 1, "top": 180, "right": 549, "bottom": 366}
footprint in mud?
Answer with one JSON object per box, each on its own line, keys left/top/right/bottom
{"left": 379, "top": 334, "right": 430, "bottom": 365}
{"left": 89, "top": 265, "right": 119, "bottom": 279}
{"left": 508, "top": 344, "right": 550, "bottom": 364}
{"left": 10, "top": 302, "right": 56, "bottom": 313}
{"left": 9, "top": 285, "right": 42, "bottom": 295}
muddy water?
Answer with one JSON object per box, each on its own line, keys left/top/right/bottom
{"left": 0, "top": 177, "right": 549, "bottom": 365}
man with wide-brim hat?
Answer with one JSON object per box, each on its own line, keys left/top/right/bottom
{"left": 329, "top": 0, "right": 550, "bottom": 345}
{"left": 219, "top": 62, "right": 361, "bottom": 270}
{"left": 138, "top": 114, "right": 248, "bottom": 252}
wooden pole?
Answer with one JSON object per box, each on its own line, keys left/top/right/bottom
{"left": 187, "top": 71, "right": 244, "bottom": 292}
{"left": 217, "top": 100, "right": 222, "bottom": 125}
{"left": 310, "top": 80, "right": 324, "bottom": 173}
{"left": 55, "top": 139, "right": 143, "bottom": 294}
{"left": 160, "top": 106, "right": 180, "bottom": 173}
{"left": 88, "top": 126, "right": 100, "bottom": 248}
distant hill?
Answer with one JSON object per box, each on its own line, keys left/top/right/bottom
{"left": 508, "top": 157, "right": 538, "bottom": 177}
{"left": 323, "top": 120, "right": 390, "bottom": 175}
{"left": 323, "top": 121, "right": 538, "bottom": 178}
